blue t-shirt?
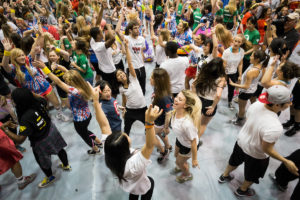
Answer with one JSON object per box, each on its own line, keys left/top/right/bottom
{"left": 100, "top": 98, "right": 122, "bottom": 132}
{"left": 154, "top": 96, "right": 173, "bottom": 126}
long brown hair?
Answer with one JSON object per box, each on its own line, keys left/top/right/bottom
{"left": 63, "top": 70, "right": 92, "bottom": 101}
{"left": 193, "top": 57, "right": 226, "bottom": 96}
{"left": 152, "top": 68, "right": 171, "bottom": 105}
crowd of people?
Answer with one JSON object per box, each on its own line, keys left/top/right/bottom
{"left": 0, "top": 0, "right": 299, "bottom": 199}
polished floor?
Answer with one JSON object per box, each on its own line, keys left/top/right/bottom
{"left": 1, "top": 61, "right": 299, "bottom": 200}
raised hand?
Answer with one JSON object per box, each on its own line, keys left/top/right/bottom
{"left": 145, "top": 104, "right": 163, "bottom": 123}
{"left": 2, "top": 38, "right": 13, "bottom": 51}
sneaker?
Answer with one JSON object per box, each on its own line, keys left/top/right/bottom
{"left": 228, "top": 102, "right": 234, "bottom": 110}
{"left": 176, "top": 174, "right": 193, "bottom": 183}
{"left": 58, "top": 164, "right": 72, "bottom": 171}
{"left": 232, "top": 118, "right": 244, "bottom": 126}
{"left": 234, "top": 188, "right": 255, "bottom": 197}
{"left": 170, "top": 167, "right": 182, "bottom": 175}
{"left": 157, "top": 149, "right": 169, "bottom": 163}
{"left": 285, "top": 126, "right": 300, "bottom": 137}
{"left": 87, "top": 149, "right": 101, "bottom": 155}
{"left": 16, "top": 145, "right": 26, "bottom": 153}
{"left": 38, "top": 175, "right": 56, "bottom": 188}
{"left": 269, "top": 173, "right": 287, "bottom": 191}
{"left": 282, "top": 120, "right": 295, "bottom": 129}
{"left": 233, "top": 96, "right": 239, "bottom": 103}
{"left": 218, "top": 174, "right": 234, "bottom": 183}
{"left": 95, "top": 142, "right": 103, "bottom": 148}
{"left": 18, "top": 174, "right": 37, "bottom": 190}
{"left": 56, "top": 112, "right": 70, "bottom": 122}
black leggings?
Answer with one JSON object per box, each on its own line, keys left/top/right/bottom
{"left": 124, "top": 107, "right": 147, "bottom": 135}
{"left": 227, "top": 73, "right": 238, "bottom": 103}
{"left": 73, "top": 115, "right": 96, "bottom": 148}
{"left": 126, "top": 67, "right": 146, "bottom": 95}
{"left": 129, "top": 176, "right": 154, "bottom": 200}
{"left": 33, "top": 149, "right": 69, "bottom": 177}
{"left": 275, "top": 149, "right": 300, "bottom": 200}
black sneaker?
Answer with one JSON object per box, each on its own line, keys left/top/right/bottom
{"left": 218, "top": 174, "right": 234, "bottom": 183}
{"left": 234, "top": 188, "right": 255, "bottom": 197}
{"left": 157, "top": 149, "right": 169, "bottom": 163}
{"left": 228, "top": 102, "right": 234, "bottom": 110}
{"left": 282, "top": 120, "right": 295, "bottom": 129}
{"left": 87, "top": 149, "right": 101, "bottom": 155}
{"left": 268, "top": 173, "right": 287, "bottom": 191}
{"left": 285, "top": 126, "right": 300, "bottom": 137}
{"left": 95, "top": 142, "right": 103, "bottom": 148}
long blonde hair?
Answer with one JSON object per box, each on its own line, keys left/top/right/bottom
{"left": 215, "top": 24, "right": 233, "bottom": 48}
{"left": 172, "top": 90, "right": 202, "bottom": 128}
{"left": 225, "top": 0, "right": 237, "bottom": 15}
{"left": 76, "top": 16, "right": 86, "bottom": 32}
{"left": 63, "top": 70, "right": 92, "bottom": 101}
{"left": 11, "top": 48, "right": 34, "bottom": 83}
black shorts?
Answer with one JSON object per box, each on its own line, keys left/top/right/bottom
{"left": 199, "top": 97, "right": 217, "bottom": 117}
{"left": 0, "top": 73, "right": 10, "bottom": 96}
{"left": 292, "top": 80, "right": 300, "bottom": 110}
{"left": 56, "top": 85, "right": 67, "bottom": 99}
{"left": 238, "top": 92, "right": 254, "bottom": 101}
{"left": 229, "top": 142, "right": 270, "bottom": 184}
{"left": 176, "top": 139, "right": 200, "bottom": 156}
{"left": 253, "top": 85, "right": 264, "bottom": 98}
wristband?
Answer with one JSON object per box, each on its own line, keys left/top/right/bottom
{"left": 55, "top": 48, "right": 61, "bottom": 53}
{"left": 42, "top": 67, "right": 51, "bottom": 75}
{"left": 145, "top": 125, "right": 154, "bottom": 129}
{"left": 4, "top": 50, "right": 11, "bottom": 56}
{"left": 145, "top": 121, "right": 154, "bottom": 126}
{"left": 10, "top": 9, "right": 15, "bottom": 14}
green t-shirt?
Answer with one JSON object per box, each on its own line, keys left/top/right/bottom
{"left": 223, "top": 9, "right": 237, "bottom": 23}
{"left": 156, "top": 6, "right": 163, "bottom": 12}
{"left": 215, "top": 8, "right": 223, "bottom": 16}
{"left": 244, "top": 29, "right": 260, "bottom": 59}
{"left": 192, "top": 8, "right": 202, "bottom": 30}
{"left": 176, "top": 3, "right": 183, "bottom": 25}
{"left": 72, "top": 52, "right": 93, "bottom": 79}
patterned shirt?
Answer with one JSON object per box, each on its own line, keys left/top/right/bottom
{"left": 68, "top": 87, "right": 91, "bottom": 122}
{"left": 9, "top": 57, "right": 50, "bottom": 95}
{"left": 173, "top": 30, "right": 193, "bottom": 46}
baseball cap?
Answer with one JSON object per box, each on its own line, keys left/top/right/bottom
{"left": 287, "top": 12, "right": 299, "bottom": 20}
{"left": 258, "top": 85, "right": 292, "bottom": 104}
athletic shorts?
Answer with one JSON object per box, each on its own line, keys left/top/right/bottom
{"left": 238, "top": 92, "right": 254, "bottom": 101}
{"left": 229, "top": 142, "right": 270, "bottom": 184}
{"left": 176, "top": 139, "right": 200, "bottom": 158}
{"left": 199, "top": 97, "right": 217, "bottom": 117}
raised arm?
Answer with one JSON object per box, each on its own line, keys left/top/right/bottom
{"left": 105, "top": 24, "right": 116, "bottom": 49}
{"left": 211, "top": 28, "right": 219, "bottom": 58}
{"left": 124, "top": 39, "right": 136, "bottom": 78}
{"left": 33, "top": 60, "right": 70, "bottom": 93}
{"left": 116, "top": 9, "right": 126, "bottom": 41}
{"left": 1, "top": 38, "right": 13, "bottom": 73}
{"left": 96, "top": 2, "right": 104, "bottom": 26}
{"left": 261, "top": 56, "right": 280, "bottom": 88}
{"left": 141, "top": 105, "right": 163, "bottom": 159}
{"left": 89, "top": 84, "right": 112, "bottom": 135}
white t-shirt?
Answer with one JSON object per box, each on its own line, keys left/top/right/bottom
{"left": 161, "top": 57, "right": 189, "bottom": 94}
{"left": 121, "top": 151, "right": 152, "bottom": 195}
{"left": 222, "top": 47, "right": 244, "bottom": 75}
{"left": 237, "top": 102, "right": 283, "bottom": 159}
{"left": 156, "top": 42, "right": 167, "bottom": 65}
{"left": 171, "top": 115, "right": 198, "bottom": 148}
{"left": 90, "top": 38, "right": 116, "bottom": 73}
{"left": 197, "top": 77, "right": 223, "bottom": 101}
{"left": 125, "top": 35, "right": 145, "bottom": 69}
{"left": 119, "top": 75, "right": 146, "bottom": 109}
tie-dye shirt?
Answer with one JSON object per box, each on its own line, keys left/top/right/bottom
{"left": 9, "top": 57, "right": 50, "bottom": 95}
{"left": 173, "top": 30, "right": 193, "bottom": 46}
{"left": 68, "top": 87, "right": 91, "bottom": 122}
